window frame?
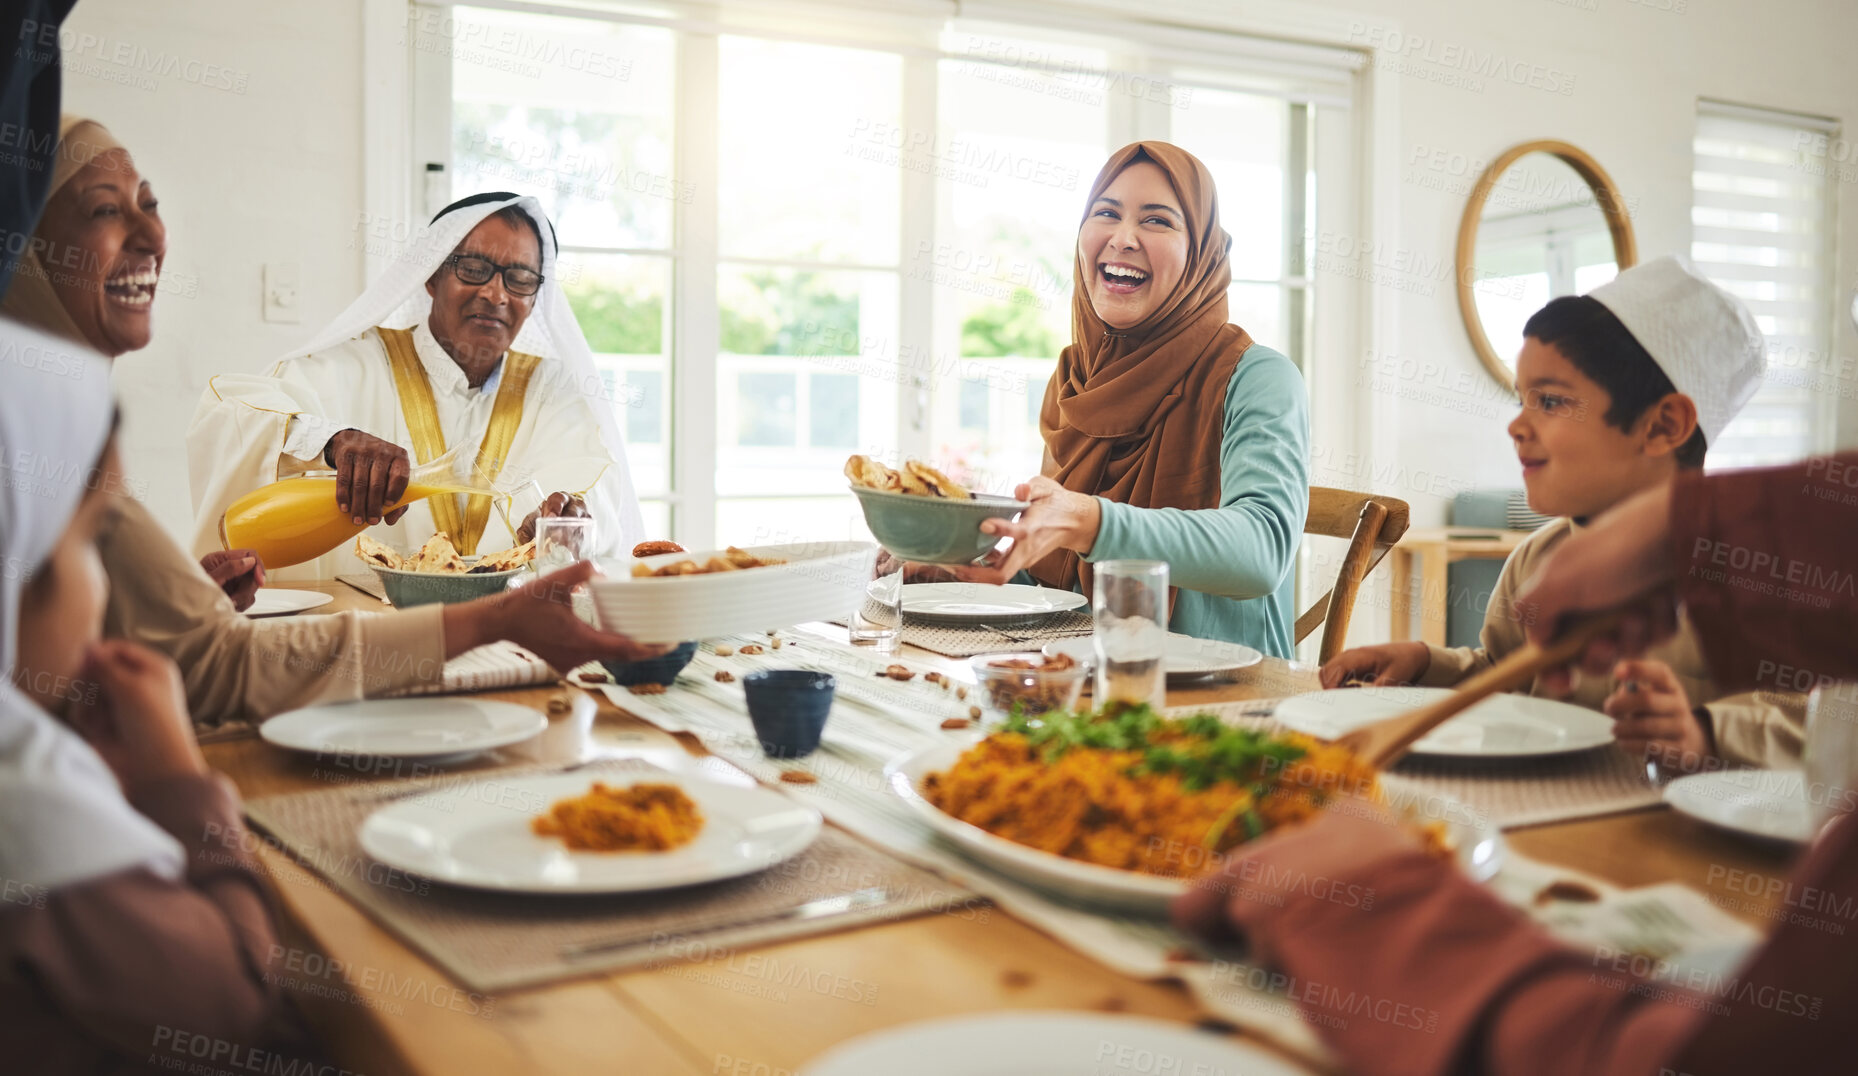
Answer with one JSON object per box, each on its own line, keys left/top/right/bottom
{"left": 402, "top": 0, "right": 1357, "bottom": 547}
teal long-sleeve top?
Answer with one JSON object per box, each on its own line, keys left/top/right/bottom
{"left": 1078, "top": 343, "right": 1310, "bottom": 658}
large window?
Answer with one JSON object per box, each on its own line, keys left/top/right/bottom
{"left": 1691, "top": 101, "right": 1838, "bottom": 469}
{"left": 429, "top": 4, "right": 1336, "bottom": 546}
{"left": 443, "top": 6, "right": 677, "bottom": 535}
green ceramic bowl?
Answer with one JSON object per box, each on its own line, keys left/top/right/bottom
{"left": 372, "top": 564, "right": 526, "bottom": 608}
{"left": 849, "top": 484, "right": 1027, "bottom": 566}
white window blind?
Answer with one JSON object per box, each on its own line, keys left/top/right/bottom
{"left": 1691, "top": 101, "right": 1837, "bottom": 469}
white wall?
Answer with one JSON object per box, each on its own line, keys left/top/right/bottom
{"left": 1315, "top": 0, "right": 1858, "bottom": 521}
{"left": 58, "top": 0, "right": 368, "bottom": 541}
{"left": 56, "top": 0, "right": 1858, "bottom": 567}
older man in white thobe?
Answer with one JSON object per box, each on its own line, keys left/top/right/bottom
{"left": 188, "top": 192, "right": 644, "bottom": 579}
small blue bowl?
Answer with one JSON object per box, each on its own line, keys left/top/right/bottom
{"left": 743, "top": 670, "right": 836, "bottom": 758}
{"left": 602, "top": 641, "right": 698, "bottom": 686}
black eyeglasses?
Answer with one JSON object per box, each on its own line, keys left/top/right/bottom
{"left": 444, "top": 253, "right": 544, "bottom": 296}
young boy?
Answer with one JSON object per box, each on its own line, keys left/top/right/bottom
{"left": 1322, "top": 256, "right": 1804, "bottom": 771}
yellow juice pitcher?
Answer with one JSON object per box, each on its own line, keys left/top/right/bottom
{"left": 218, "top": 448, "right": 492, "bottom": 569}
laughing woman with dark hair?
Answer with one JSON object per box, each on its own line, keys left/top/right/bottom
{"left": 951, "top": 141, "right": 1310, "bottom": 659}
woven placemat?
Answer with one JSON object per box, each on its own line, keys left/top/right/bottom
{"left": 889, "top": 609, "right": 1095, "bottom": 658}
{"left": 243, "top": 758, "right": 973, "bottom": 993}
{"left": 1184, "top": 699, "right": 1662, "bottom": 830}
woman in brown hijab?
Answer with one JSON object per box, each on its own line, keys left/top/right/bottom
{"left": 953, "top": 142, "right": 1309, "bottom": 657}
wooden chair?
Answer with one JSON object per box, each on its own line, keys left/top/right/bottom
{"left": 1296, "top": 487, "right": 1411, "bottom": 665}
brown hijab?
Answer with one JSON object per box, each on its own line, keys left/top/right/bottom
{"left": 1031, "top": 141, "right": 1253, "bottom": 593}
{"left": 0, "top": 115, "right": 127, "bottom": 343}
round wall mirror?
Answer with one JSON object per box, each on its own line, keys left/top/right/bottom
{"left": 1456, "top": 141, "right": 1637, "bottom": 394}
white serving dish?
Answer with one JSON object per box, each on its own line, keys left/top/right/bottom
{"left": 589, "top": 541, "right": 877, "bottom": 644}
{"left": 886, "top": 740, "right": 1504, "bottom": 915}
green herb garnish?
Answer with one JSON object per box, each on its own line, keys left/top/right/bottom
{"left": 999, "top": 704, "right": 1307, "bottom": 792}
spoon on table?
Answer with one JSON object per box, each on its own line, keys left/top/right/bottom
{"left": 1336, "top": 610, "right": 1628, "bottom": 768}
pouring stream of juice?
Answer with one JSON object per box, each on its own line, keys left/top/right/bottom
{"left": 219, "top": 440, "right": 494, "bottom": 568}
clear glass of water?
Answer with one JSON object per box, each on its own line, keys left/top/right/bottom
{"left": 1805, "top": 683, "right": 1858, "bottom": 835}
{"left": 534, "top": 516, "right": 596, "bottom": 575}
{"left": 849, "top": 555, "right": 904, "bottom": 652}
{"left": 1093, "top": 560, "right": 1168, "bottom": 709}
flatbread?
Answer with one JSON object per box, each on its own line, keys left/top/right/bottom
{"left": 476, "top": 539, "right": 536, "bottom": 572}
{"left": 405, "top": 533, "right": 468, "bottom": 574}
{"left": 843, "top": 453, "right": 971, "bottom": 499}
{"left": 843, "top": 454, "right": 896, "bottom": 490}
{"left": 905, "top": 460, "right": 971, "bottom": 500}
{"left": 353, "top": 534, "right": 402, "bottom": 570}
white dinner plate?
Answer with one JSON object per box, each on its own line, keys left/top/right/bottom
{"left": 887, "top": 741, "right": 1503, "bottom": 915}
{"left": 1274, "top": 686, "right": 1615, "bottom": 759}
{"left": 1042, "top": 633, "right": 1263, "bottom": 683}
{"left": 802, "top": 1011, "right": 1314, "bottom": 1076}
{"left": 360, "top": 771, "right": 822, "bottom": 894}
{"left": 260, "top": 698, "right": 548, "bottom": 762}
{"left": 900, "top": 582, "right": 1088, "bottom": 626}
{"left": 243, "top": 588, "right": 334, "bottom": 617}
{"left": 1665, "top": 768, "right": 1816, "bottom": 844}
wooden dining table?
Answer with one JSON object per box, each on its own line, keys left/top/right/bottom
{"left": 208, "top": 581, "right": 1802, "bottom": 1075}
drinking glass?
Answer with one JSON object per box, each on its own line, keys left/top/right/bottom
{"left": 1805, "top": 683, "right": 1858, "bottom": 835}
{"left": 849, "top": 556, "right": 904, "bottom": 653}
{"left": 1093, "top": 560, "right": 1168, "bottom": 709}
{"left": 535, "top": 516, "right": 596, "bottom": 574}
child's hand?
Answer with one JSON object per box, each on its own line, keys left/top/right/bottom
{"left": 65, "top": 640, "right": 207, "bottom": 793}
{"left": 1602, "top": 659, "right": 1713, "bottom": 771}
{"left": 1319, "top": 642, "right": 1430, "bottom": 689}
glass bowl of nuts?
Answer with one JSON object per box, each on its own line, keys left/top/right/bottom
{"left": 968, "top": 652, "right": 1088, "bottom": 722}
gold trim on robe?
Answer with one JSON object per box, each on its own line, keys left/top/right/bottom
{"left": 377, "top": 326, "right": 541, "bottom": 554}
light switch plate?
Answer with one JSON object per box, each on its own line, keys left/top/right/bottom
{"left": 263, "top": 261, "right": 300, "bottom": 323}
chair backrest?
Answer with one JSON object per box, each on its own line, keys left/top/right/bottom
{"left": 1296, "top": 487, "right": 1412, "bottom": 664}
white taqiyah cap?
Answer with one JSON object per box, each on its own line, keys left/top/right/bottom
{"left": 1585, "top": 255, "right": 1765, "bottom": 447}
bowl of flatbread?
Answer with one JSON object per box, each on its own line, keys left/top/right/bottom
{"left": 845, "top": 455, "right": 1027, "bottom": 566}
{"left": 354, "top": 534, "right": 536, "bottom": 607}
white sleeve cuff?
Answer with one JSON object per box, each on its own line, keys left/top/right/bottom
{"left": 282, "top": 413, "right": 348, "bottom": 465}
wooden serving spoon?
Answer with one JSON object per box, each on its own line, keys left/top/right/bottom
{"left": 1336, "top": 610, "right": 1627, "bottom": 768}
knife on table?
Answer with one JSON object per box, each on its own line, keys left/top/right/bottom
{"left": 559, "top": 886, "right": 895, "bottom": 961}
